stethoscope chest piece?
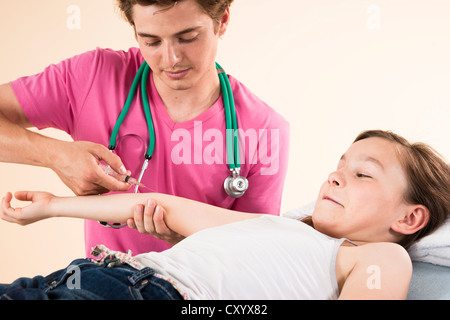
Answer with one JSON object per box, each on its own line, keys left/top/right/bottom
{"left": 224, "top": 168, "right": 249, "bottom": 198}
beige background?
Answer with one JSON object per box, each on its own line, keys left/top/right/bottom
{"left": 1, "top": 0, "right": 449, "bottom": 282}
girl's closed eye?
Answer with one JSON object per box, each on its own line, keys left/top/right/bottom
{"left": 356, "top": 172, "right": 372, "bottom": 178}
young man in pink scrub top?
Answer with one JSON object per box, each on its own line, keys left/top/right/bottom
{"left": 0, "top": 0, "right": 289, "bottom": 255}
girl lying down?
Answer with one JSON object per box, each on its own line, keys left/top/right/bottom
{"left": 1, "top": 130, "right": 449, "bottom": 300}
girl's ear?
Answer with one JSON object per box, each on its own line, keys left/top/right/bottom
{"left": 391, "top": 205, "right": 429, "bottom": 235}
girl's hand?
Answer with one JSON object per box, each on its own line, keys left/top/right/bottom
{"left": 1, "top": 191, "right": 56, "bottom": 226}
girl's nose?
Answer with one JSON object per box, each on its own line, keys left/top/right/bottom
{"left": 327, "top": 170, "right": 345, "bottom": 187}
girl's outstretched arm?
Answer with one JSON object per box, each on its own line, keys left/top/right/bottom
{"left": 1, "top": 191, "right": 261, "bottom": 237}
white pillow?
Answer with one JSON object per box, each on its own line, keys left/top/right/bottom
{"left": 282, "top": 201, "right": 315, "bottom": 220}
{"left": 408, "top": 217, "right": 450, "bottom": 267}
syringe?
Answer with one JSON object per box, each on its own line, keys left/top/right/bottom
{"left": 99, "top": 163, "right": 146, "bottom": 188}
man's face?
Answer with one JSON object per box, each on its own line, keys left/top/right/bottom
{"left": 132, "top": 0, "right": 228, "bottom": 91}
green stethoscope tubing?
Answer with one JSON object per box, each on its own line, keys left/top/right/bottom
{"left": 216, "top": 62, "right": 240, "bottom": 169}
{"left": 100, "top": 60, "right": 247, "bottom": 232}
{"left": 109, "top": 61, "right": 155, "bottom": 160}
{"left": 108, "top": 61, "right": 241, "bottom": 171}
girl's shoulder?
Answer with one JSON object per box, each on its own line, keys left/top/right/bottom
{"left": 337, "top": 242, "right": 412, "bottom": 299}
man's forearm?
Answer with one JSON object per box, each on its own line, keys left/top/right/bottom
{"left": 0, "top": 114, "right": 58, "bottom": 167}
{"left": 0, "top": 84, "right": 59, "bottom": 168}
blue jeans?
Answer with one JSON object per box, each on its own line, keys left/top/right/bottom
{"left": 0, "top": 259, "right": 183, "bottom": 300}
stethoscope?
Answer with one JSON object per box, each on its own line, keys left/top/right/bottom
{"left": 108, "top": 61, "right": 249, "bottom": 198}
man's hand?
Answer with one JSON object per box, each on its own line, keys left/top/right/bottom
{"left": 50, "top": 141, "right": 132, "bottom": 196}
{"left": 128, "top": 199, "right": 185, "bottom": 245}
{"left": 0, "top": 84, "right": 132, "bottom": 196}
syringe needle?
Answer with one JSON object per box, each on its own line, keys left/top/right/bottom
{"left": 99, "top": 163, "right": 146, "bottom": 188}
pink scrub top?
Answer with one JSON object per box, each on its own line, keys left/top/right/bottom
{"left": 10, "top": 47, "right": 290, "bottom": 256}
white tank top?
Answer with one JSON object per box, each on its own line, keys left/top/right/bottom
{"left": 136, "top": 215, "right": 346, "bottom": 299}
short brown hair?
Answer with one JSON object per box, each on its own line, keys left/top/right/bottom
{"left": 354, "top": 130, "right": 450, "bottom": 249}
{"left": 116, "top": 0, "right": 233, "bottom": 30}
